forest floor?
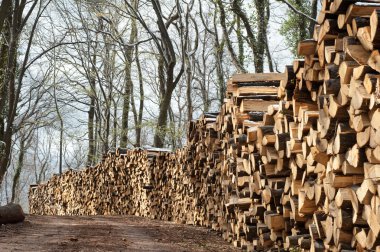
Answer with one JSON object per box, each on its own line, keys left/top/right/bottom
{"left": 0, "top": 215, "right": 238, "bottom": 252}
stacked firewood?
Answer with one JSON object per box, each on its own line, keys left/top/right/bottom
{"left": 29, "top": 0, "right": 380, "bottom": 250}
{"left": 213, "top": 73, "right": 282, "bottom": 250}
{"left": 29, "top": 149, "right": 169, "bottom": 216}
{"left": 281, "top": 1, "right": 380, "bottom": 251}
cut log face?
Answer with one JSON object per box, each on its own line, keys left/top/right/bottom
{"left": 298, "top": 40, "right": 318, "bottom": 56}
{"left": 368, "top": 50, "right": 380, "bottom": 72}
{"left": 28, "top": 1, "right": 380, "bottom": 250}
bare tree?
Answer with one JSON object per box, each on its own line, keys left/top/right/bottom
{"left": 130, "top": 45, "right": 144, "bottom": 147}
{"left": 124, "top": 0, "right": 185, "bottom": 147}
{"left": 11, "top": 129, "right": 33, "bottom": 203}
{"left": 0, "top": 0, "right": 51, "bottom": 186}
{"left": 120, "top": 0, "right": 138, "bottom": 147}
{"left": 216, "top": 0, "right": 246, "bottom": 73}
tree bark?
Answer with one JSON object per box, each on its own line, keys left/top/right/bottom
{"left": 0, "top": 5, "right": 22, "bottom": 184}
{"left": 120, "top": 48, "right": 134, "bottom": 146}
{"left": 0, "top": 203, "right": 25, "bottom": 224}
{"left": 112, "top": 100, "right": 117, "bottom": 148}
{"left": 11, "top": 134, "right": 28, "bottom": 203}
{"left": 121, "top": 0, "right": 138, "bottom": 148}
{"left": 253, "top": 0, "right": 267, "bottom": 73}
{"left": 87, "top": 43, "right": 97, "bottom": 166}
{"left": 0, "top": 0, "right": 12, "bottom": 34}
{"left": 309, "top": 0, "right": 318, "bottom": 37}
{"left": 265, "top": 2, "right": 274, "bottom": 72}
{"left": 216, "top": 0, "right": 246, "bottom": 73}
{"left": 52, "top": 40, "right": 63, "bottom": 174}
{"left": 236, "top": 15, "right": 244, "bottom": 66}
{"left": 186, "top": 57, "right": 193, "bottom": 121}
{"left": 266, "top": 34, "right": 274, "bottom": 72}
{"left": 200, "top": 1, "right": 225, "bottom": 106}
{"left": 153, "top": 63, "right": 176, "bottom": 147}
{"left": 99, "top": 17, "right": 116, "bottom": 153}
{"left": 0, "top": 16, "right": 10, "bottom": 142}
{"left": 185, "top": 10, "right": 195, "bottom": 121}
{"left": 151, "top": 0, "right": 184, "bottom": 147}
{"left": 87, "top": 90, "right": 95, "bottom": 166}
{"left": 231, "top": 0, "right": 269, "bottom": 73}
{"left": 296, "top": 0, "right": 308, "bottom": 44}
{"left": 131, "top": 45, "right": 144, "bottom": 147}
{"left": 94, "top": 113, "right": 99, "bottom": 164}
{"left": 212, "top": 5, "right": 226, "bottom": 106}
{"left": 0, "top": 0, "right": 41, "bottom": 187}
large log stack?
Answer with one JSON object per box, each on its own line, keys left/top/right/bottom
{"left": 29, "top": 0, "right": 380, "bottom": 250}
{"left": 29, "top": 148, "right": 188, "bottom": 217}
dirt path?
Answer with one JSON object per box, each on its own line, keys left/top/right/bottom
{"left": 0, "top": 215, "right": 238, "bottom": 252}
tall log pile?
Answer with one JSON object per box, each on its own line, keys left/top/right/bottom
{"left": 29, "top": 0, "right": 380, "bottom": 250}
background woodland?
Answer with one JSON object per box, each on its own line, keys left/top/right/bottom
{"left": 0, "top": 0, "right": 318, "bottom": 209}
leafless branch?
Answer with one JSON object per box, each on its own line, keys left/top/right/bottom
{"left": 276, "top": 0, "right": 317, "bottom": 23}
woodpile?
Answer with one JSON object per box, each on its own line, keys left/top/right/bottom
{"left": 29, "top": 0, "right": 380, "bottom": 250}
{"left": 29, "top": 148, "right": 174, "bottom": 217}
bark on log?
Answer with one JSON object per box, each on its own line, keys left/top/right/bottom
{"left": 0, "top": 203, "right": 25, "bottom": 224}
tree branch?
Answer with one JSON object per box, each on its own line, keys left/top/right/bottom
{"left": 276, "top": 0, "right": 317, "bottom": 23}
{"left": 216, "top": 0, "right": 246, "bottom": 73}
{"left": 25, "top": 41, "right": 87, "bottom": 71}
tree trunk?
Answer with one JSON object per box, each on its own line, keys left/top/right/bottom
{"left": 254, "top": 0, "right": 266, "bottom": 73}
{"left": 236, "top": 15, "right": 244, "bottom": 66}
{"left": 150, "top": 0, "right": 184, "bottom": 147}
{"left": 131, "top": 46, "right": 144, "bottom": 147}
{"left": 296, "top": 0, "right": 308, "bottom": 43}
{"left": 0, "top": 0, "right": 12, "bottom": 34}
{"left": 87, "top": 46, "right": 97, "bottom": 166}
{"left": 94, "top": 113, "right": 99, "bottom": 164}
{"left": 120, "top": 0, "right": 138, "bottom": 148}
{"left": 53, "top": 43, "right": 63, "bottom": 174}
{"left": 0, "top": 1, "right": 39, "bottom": 187}
{"left": 0, "top": 13, "right": 21, "bottom": 185}
{"left": 153, "top": 58, "right": 177, "bottom": 147}
{"left": 103, "top": 103, "right": 110, "bottom": 153}
{"left": 186, "top": 56, "right": 193, "bottom": 121}
{"left": 87, "top": 94, "right": 95, "bottom": 166}
{"left": 120, "top": 58, "right": 132, "bottom": 147}
{"left": 153, "top": 56, "right": 168, "bottom": 147}
{"left": 266, "top": 34, "right": 274, "bottom": 72}
{"left": 169, "top": 107, "right": 176, "bottom": 148}
{"left": 112, "top": 100, "right": 117, "bottom": 148}
{"left": 153, "top": 84, "right": 175, "bottom": 148}
{"left": 309, "top": 0, "right": 318, "bottom": 37}
{"left": 11, "top": 135, "right": 26, "bottom": 203}
{"left": 0, "top": 24, "right": 10, "bottom": 141}
{"left": 100, "top": 25, "right": 116, "bottom": 153}
{"left": 34, "top": 130, "right": 50, "bottom": 184}
{"left": 199, "top": 34, "right": 211, "bottom": 112}
{"left": 136, "top": 47, "right": 144, "bottom": 147}
{"left": 212, "top": 5, "right": 226, "bottom": 106}
{"left": 216, "top": 0, "right": 246, "bottom": 73}
{"left": 216, "top": 46, "right": 225, "bottom": 106}
{"left": 265, "top": 2, "right": 274, "bottom": 72}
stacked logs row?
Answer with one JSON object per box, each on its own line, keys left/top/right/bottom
{"left": 29, "top": 149, "right": 173, "bottom": 218}
{"left": 29, "top": 0, "right": 380, "bottom": 250}
{"left": 278, "top": 1, "right": 380, "bottom": 251}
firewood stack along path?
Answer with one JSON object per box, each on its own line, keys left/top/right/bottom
{"left": 29, "top": 0, "right": 380, "bottom": 251}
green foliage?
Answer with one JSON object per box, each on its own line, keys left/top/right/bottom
{"left": 279, "top": 0, "right": 312, "bottom": 55}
